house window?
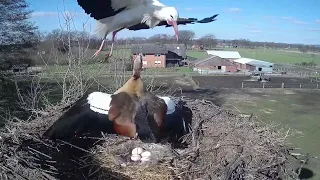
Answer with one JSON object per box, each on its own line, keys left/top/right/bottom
{"left": 258, "top": 67, "right": 262, "bottom": 71}
{"left": 218, "top": 66, "right": 222, "bottom": 70}
{"left": 155, "top": 60, "right": 161, "bottom": 65}
{"left": 154, "top": 54, "right": 161, "bottom": 57}
{"left": 143, "top": 61, "right": 147, "bottom": 65}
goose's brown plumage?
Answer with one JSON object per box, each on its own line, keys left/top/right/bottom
{"left": 139, "top": 91, "right": 168, "bottom": 141}
{"left": 108, "top": 54, "right": 147, "bottom": 140}
{"left": 110, "top": 54, "right": 168, "bottom": 142}
{"left": 108, "top": 91, "right": 140, "bottom": 139}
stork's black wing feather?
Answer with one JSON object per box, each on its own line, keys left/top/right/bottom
{"left": 77, "top": 0, "right": 126, "bottom": 20}
{"left": 197, "top": 14, "right": 219, "bottom": 23}
{"left": 127, "top": 14, "right": 219, "bottom": 31}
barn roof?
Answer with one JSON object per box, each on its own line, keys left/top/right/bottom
{"left": 166, "top": 44, "right": 186, "bottom": 58}
{"left": 194, "top": 55, "right": 236, "bottom": 66}
{"left": 234, "top": 58, "right": 274, "bottom": 67}
{"left": 206, "top": 50, "right": 241, "bottom": 59}
{"left": 131, "top": 44, "right": 187, "bottom": 58}
{"left": 233, "top": 58, "right": 254, "bottom": 64}
{"left": 11, "top": 64, "right": 29, "bottom": 70}
{"left": 131, "top": 44, "right": 167, "bottom": 54}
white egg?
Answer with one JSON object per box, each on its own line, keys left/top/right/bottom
{"left": 141, "top": 151, "right": 151, "bottom": 158}
{"left": 131, "top": 147, "right": 143, "bottom": 155}
{"left": 141, "top": 156, "right": 150, "bottom": 162}
{"left": 130, "top": 154, "right": 141, "bottom": 162}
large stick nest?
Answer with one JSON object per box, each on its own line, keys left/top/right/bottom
{"left": 0, "top": 97, "right": 298, "bottom": 180}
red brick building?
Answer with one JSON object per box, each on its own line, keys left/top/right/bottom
{"left": 191, "top": 55, "right": 238, "bottom": 74}
{"left": 131, "top": 44, "right": 186, "bottom": 68}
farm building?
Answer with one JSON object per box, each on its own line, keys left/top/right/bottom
{"left": 206, "top": 50, "right": 241, "bottom": 62}
{"left": 131, "top": 44, "right": 186, "bottom": 68}
{"left": 192, "top": 55, "right": 238, "bottom": 74}
{"left": 233, "top": 58, "right": 274, "bottom": 73}
{"left": 9, "top": 64, "right": 30, "bottom": 74}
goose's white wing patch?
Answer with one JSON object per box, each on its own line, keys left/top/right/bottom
{"left": 87, "top": 92, "right": 112, "bottom": 115}
{"left": 158, "top": 96, "right": 176, "bottom": 114}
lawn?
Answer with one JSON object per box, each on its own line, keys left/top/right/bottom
{"left": 222, "top": 89, "right": 320, "bottom": 180}
{"left": 186, "top": 48, "right": 320, "bottom": 64}
{"left": 186, "top": 50, "right": 210, "bottom": 59}
{"left": 227, "top": 48, "right": 320, "bottom": 64}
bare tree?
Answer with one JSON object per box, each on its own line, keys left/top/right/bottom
{"left": 197, "top": 34, "right": 217, "bottom": 49}
{"left": 148, "top": 34, "right": 174, "bottom": 44}
{"left": 298, "top": 45, "right": 308, "bottom": 53}
{"left": 178, "top": 30, "right": 195, "bottom": 47}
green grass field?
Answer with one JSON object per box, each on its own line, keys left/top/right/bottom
{"left": 39, "top": 48, "right": 320, "bottom": 75}
{"left": 186, "top": 50, "right": 210, "bottom": 59}
{"left": 229, "top": 48, "right": 320, "bottom": 64}
{"left": 222, "top": 89, "right": 320, "bottom": 180}
{"left": 187, "top": 48, "right": 320, "bottom": 64}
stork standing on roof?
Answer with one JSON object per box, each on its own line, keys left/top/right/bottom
{"left": 76, "top": 0, "right": 219, "bottom": 58}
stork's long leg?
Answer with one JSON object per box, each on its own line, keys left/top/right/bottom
{"left": 107, "top": 28, "right": 124, "bottom": 58}
{"left": 92, "top": 33, "right": 108, "bottom": 59}
{"left": 91, "top": 39, "right": 106, "bottom": 58}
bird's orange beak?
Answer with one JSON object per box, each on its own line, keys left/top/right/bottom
{"left": 168, "top": 20, "right": 179, "bottom": 41}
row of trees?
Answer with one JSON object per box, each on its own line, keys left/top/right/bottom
{"left": 1, "top": 0, "right": 320, "bottom": 69}
{"left": 39, "top": 29, "right": 320, "bottom": 54}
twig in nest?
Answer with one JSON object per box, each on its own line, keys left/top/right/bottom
{"left": 27, "top": 146, "right": 52, "bottom": 159}
{"left": 57, "top": 139, "right": 91, "bottom": 153}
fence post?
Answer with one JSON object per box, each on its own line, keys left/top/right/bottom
{"left": 242, "top": 82, "right": 244, "bottom": 89}
{"left": 281, "top": 82, "right": 284, "bottom": 89}
{"left": 263, "top": 83, "right": 265, "bottom": 88}
{"left": 300, "top": 83, "right": 302, "bottom": 88}
{"left": 317, "top": 84, "right": 319, "bottom": 89}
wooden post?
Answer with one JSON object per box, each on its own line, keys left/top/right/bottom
{"left": 242, "top": 82, "right": 244, "bottom": 89}
{"left": 263, "top": 83, "right": 265, "bottom": 88}
{"left": 300, "top": 83, "right": 302, "bottom": 88}
{"left": 281, "top": 82, "right": 284, "bottom": 89}
{"left": 317, "top": 84, "right": 318, "bottom": 89}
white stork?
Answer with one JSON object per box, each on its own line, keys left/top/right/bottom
{"left": 77, "top": 0, "right": 219, "bottom": 58}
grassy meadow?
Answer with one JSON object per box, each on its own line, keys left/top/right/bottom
{"left": 221, "top": 89, "right": 320, "bottom": 180}
{"left": 186, "top": 48, "right": 320, "bottom": 64}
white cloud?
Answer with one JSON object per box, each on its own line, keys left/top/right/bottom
{"left": 281, "top": 16, "right": 294, "bottom": 20}
{"left": 31, "top": 11, "right": 58, "bottom": 17}
{"left": 244, "top": 25, "right": 262, "bottom": 33}
{"left": 293, "top": 20, "right": 309, "bottom": 25}
{"left": 248, "top": 29, "right": 262, "bottom": 33}
{"left": 264, "top": 16, "right": 279, "bottom": 24}
{"left": 31, "top": 11, "right": 86, "bottom": 18}
{"left": 224, "top": 8, "right": 242, "bottom": 13}
{"left": 182, "top": 7, "right": 216, "bottom": 12}
{"left": 281, "top": 16, "right": 309, "bottom": 25}
{"left": 306, "top": 28, "right": 320, "bottom": 32}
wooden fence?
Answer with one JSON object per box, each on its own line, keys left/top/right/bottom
{"left": 241, "top": 82, "right": 320, "bottom": 89}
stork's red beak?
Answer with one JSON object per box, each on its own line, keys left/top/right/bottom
{"left": 168, "top": 20, "right": 179, "bottom": 41}
{"left": 172, "top": 20, "right": 178, "bottom": 41}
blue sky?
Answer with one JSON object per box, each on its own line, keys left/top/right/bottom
{"left": 28, "top": 0, "right": 320, "bottom": 44}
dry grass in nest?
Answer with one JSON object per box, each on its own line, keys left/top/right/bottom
{"left": 92, "top": 136, "right": 175, "bottom": 180}
{"left": 0, "top": 97, "right": 299, "bottom": 180}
